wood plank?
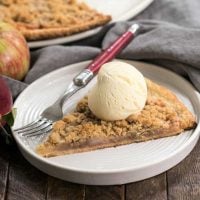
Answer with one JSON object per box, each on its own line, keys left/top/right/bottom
{"left": 0, "top": 138, "right": 10, "bottom": 200}
{"left": 47, "top": 177, "right": 85, "bottom": 200}
{"left": 85, "top": 185, "right": 124, "bottom": 200}
{"left": 5, "top": 146, "right": 48, "bottom": 200}
{"left": 167, "top": 139, "right": 200, "bottom": 200}
{"left": 126, "top": 173, "right": 167, "bottom": 200}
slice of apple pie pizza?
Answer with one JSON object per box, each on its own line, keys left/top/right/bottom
{"left": 36, "top": 79, "right": 196, "bottom": 157}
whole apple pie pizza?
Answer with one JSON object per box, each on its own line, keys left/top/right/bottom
{"left": 0, "top": 0, "right": 111, "bottom": 41}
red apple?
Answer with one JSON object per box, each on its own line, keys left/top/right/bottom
{"left": 0, "top": 22, "right": 30, "bottom": 80}
{"left": 0, "top": 77, "right": 13, "bottom": 126}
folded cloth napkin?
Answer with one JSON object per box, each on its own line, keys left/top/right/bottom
{"left": 2, "top": 0, "right": 200, "bottom": 99}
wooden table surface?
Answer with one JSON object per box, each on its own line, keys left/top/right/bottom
{"left": 0, "top": 135, "right": 200, "bottom": 200}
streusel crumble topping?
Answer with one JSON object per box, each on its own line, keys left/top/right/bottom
{"left": 49, "top": 95, "right": 179, "bottom": 145}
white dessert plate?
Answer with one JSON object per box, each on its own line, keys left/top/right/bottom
{"left": 28, "top": 0, "right": 154, "bottom": 49}
{"left": 12, "top": 60, "right": 200, "bottom": 185}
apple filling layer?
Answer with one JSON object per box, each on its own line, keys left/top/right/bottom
{"left": 36, "top": 80, "right": 196, "bottom": 157}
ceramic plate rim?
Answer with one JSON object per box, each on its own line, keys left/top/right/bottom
{"left": 12, "top": 60, "right": 200, "bottom": 175}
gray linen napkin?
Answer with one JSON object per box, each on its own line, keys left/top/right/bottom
{"left": 2, "top": 0, "right": 200, "bottom": 99}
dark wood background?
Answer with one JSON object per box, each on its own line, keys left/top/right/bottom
{"left": 0, "top": 136, "right": 200, "bottom": 200}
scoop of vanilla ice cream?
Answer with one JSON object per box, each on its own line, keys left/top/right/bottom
{"left": 88, "top": 61, "right": 147, "bottom": 121}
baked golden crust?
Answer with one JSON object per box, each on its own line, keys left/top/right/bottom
{"left": 0, "top": 0, "right": 111, "bottom": 41}
{"left": 36, "top": 79, "right": 196, "bottom": 157}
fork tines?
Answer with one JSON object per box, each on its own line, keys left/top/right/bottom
{"left": 14, "top": 118, "right": 53, "bottom": 137}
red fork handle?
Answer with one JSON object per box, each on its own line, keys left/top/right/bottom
{"left": 73, "top": 23, "right": 140, "bottom": 86}
{"left": 88, "top": 27, "right": 137, "bottom": 73}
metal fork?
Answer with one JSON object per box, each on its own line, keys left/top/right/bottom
{"left": 14, "top": 82, "right": 81, "bottom": 137}
{"left": 13, "top": 23, "right": 140, "bottom": 137}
